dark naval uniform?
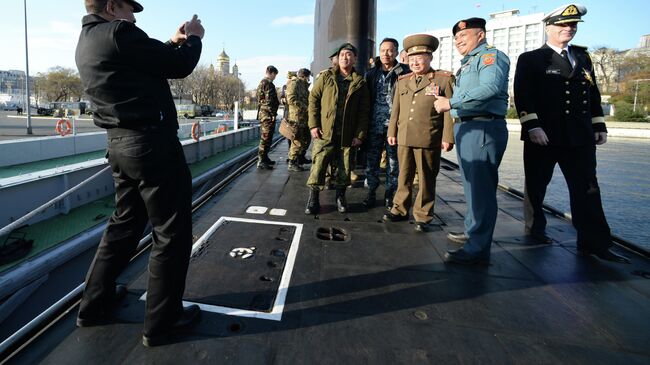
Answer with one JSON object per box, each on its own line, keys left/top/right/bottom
{"left": 514, "top": 43, "right": 612, "bottom": 253}
{"left": 257, "top": 77, "right": 279, "bottom": 161}
{"left": 387, "top": 69, "right": 455, "bottom": 224}
{"left": 449, "top": 37, "right": 509, "bottom": 260}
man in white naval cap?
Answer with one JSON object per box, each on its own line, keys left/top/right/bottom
{"left": 514, "top": 4, "right": 630, "bottom": 263}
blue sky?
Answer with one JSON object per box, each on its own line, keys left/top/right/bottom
{"left": 1, "top": 0, "right": 648, "bottom": 89}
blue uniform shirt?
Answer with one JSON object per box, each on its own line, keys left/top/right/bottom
{"left": 450, "top": 42, "right": 510, "bottom": 118}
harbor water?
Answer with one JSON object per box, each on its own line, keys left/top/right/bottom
{"left": 443, "top": 133, "right": 650, "bottom": 250}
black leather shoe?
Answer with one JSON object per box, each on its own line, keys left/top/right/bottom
{"left": 76, "top": 285, "right": 128, "bottom": 327}
{"left": 578, "top": 248, "right": 631, "bottom": 264}
{"left": 446, "top": 231, "right": 469, "bottom": 244}
{"left": 414, "top": 222, "right": 428, "bottom": 232}
{"left": 382, "top": 211, "right": 408, "bottom": 222}
{"left": 528, "top": 231, "right": 554, "bottom": 244}
{"left": 444, "top": 249, "right": 489, "bottom": 265}
{"left": 142, "top": 305, "right": 201, "bottom": 347}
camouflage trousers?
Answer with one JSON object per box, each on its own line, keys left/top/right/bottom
{"left": 288, "top": 120, "right": 310, "bottom": 160}
{"left": 307, "top": 137, "right": 352, "bottom": 190}
{"left": 365, "top": 129, "right": 398, "bottom": 192}
{"left": 258, "top": 117, "right": 276, "bottom": 156}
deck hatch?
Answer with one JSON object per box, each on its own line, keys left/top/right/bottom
{"left": 140, "top": 217, "right": 302, "bottom": 321}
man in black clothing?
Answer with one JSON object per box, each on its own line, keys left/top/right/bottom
{"left": 75, "top": 0, "right": 206, "bottom": 346}
{"left": 514, "top": 4, "right": 628, "bottom": 263}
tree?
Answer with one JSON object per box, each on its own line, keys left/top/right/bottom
{"left": 591, "top": 46, "right": 622, "bottom": 94}
{"left": 38, "top": 66, "right": 82, "bottom": 102}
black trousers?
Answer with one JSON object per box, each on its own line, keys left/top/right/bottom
{"left": 78, "top": 130, "right": 193, "bottom": 336}
{"left": 523, "top": 142, "right": 611, "bottom": 253}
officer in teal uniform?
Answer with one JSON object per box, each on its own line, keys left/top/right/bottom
{"left": 434, "top": 17, "right": 509, "bottom": 265}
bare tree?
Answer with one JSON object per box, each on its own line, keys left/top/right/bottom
{"left": 591, "top": 46, "right": 622, "bottom": 94}
{"left": 38, "top": 66, "right": 83, "bottom": 102}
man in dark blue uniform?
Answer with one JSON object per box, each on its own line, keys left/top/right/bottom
{"left": 434, "top": 17, "right": 509, "bottom": 264}
{"left": 514, "top": 4, "right": 629, "bottom": 263}
{"left": 75, "top": 0, "right": 204, "bottom": 346}
{"left": 363, "top": 37, "right": 409, "bottom": 208}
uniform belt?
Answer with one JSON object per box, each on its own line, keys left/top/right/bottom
{"left": 460, "top": 115, "right": 505, "bottom": 122}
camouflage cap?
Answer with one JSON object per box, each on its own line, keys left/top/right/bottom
{"left": 543, "top": 4, "right": 587, "bottom": 25}
{"left": 403, "top": 34, "right": 439, "bottom": 56}
{"left": 452, "top": 17, "right": 487, "bottom": 36}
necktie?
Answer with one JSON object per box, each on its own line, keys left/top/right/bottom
{"left": 560, "top": 49, "right": 573, "bottom": 70}
{"left": 416, "top": 76, "right": 422, "bottom": 86}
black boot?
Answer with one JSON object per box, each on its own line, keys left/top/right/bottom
{"left": 257, "top": 156, "right": 273, "bottom": 170}
{"left": 305, "top": 189, "right": 320, "bottom": 215}
{"left": 288, "top": 159, "right": 304, "bottom": 172}
{"left": 298, "top": 154, "right": 312, "bottom": 164}
{"left": 262, "top": 152, "right": 276, "bottom": 165}
{"left": 336, "top": 188, "right": 347, "bottom": 213}
{"left": 362, "top": 189, "right": 376, "bottom": 208}
{"left": 384, "top": 189, "right": 394, "bottom": 209}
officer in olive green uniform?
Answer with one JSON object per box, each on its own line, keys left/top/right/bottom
{"left": 305, "top": 43, "right": 370, "bottom": 214}
{"left": 287, "top": 68, "right": 312, "bottom": 171}
{"left": 256, "top": 65, "right": 280, "bottom": 169}
{"left": 383, "top": 34, "right": 455, "bottom": 232}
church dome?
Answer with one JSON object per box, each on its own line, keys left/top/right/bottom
{"left": 217, "top": 49, "right": 230, "bottom": 61}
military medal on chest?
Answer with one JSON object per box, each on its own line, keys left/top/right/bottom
{"left": 425, "top": 83, "right": 439, "bottom": 96}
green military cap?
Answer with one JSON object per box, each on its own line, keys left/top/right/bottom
{"left": 329, "top": 46, "right": 341, "bottom": 58}
{"left": 287, "top": 71, "right": 297, "bottom": 78}
{"left": 543, "top": 4, "right": 587, "bottom": 25}
{"left": 298, "top": 68, "right": 311, "bottom": 77}
{"left": 338, "top": 42, "right": 358, "bottom": 56}
{"left": 403, "top": 34, "right": 439, "bottom": 56}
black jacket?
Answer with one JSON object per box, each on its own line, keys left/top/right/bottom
{"left": 75, "top": 14, "right": 202, "bottom": 135}
{"left": 514, "top": 44, "right": 605, "bottom": 146}
{"left": 364, "top": 58, "right": 410, "bottom": 121}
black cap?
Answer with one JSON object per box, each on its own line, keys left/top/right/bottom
{"left": 452, "top": 17, "right": 487, "bottom": 36}
{"left": 338, "top": 42, "right": 358, "bottom": 56}
{"left": 124, "top": 0, "right": 143, "bottom": 13}
{"left": 298, "top": 68, "right": 311, "bottom": 77}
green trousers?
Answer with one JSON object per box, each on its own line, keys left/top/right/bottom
{"left": 306, "top": 137, "right": 352, "bottom": 190}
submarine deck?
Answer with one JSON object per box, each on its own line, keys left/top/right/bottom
{"left": 7, "top": 142, "right": 650, "bottom": 364}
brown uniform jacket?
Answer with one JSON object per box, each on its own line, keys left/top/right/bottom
{"left": 388, "top": 69, "right": 455, "bottom": 148}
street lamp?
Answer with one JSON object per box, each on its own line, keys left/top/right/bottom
{"left": 23, "top": 0, "right": 32, "bottom": 134}
{"left": 633, "top": 78, "right": 650, "bottom": 112}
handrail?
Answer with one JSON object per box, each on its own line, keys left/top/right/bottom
{"left": 0, "top": 166, "right": 111, "bottom": 238}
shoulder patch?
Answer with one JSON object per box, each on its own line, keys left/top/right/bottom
{"left": 482, "top": 53, "right": 496, "bottom": 66}
{"left": 486, "top": 44, "right": 495, "bottom": 49}
{"left": 398, "top": 72, "right": 414, "bottom": 80}
{"left": 434, "top": 69, "right": 453, "bottom": 77}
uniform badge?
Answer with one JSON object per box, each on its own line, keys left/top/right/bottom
{"left": 582, "top": 68, "right": 594, "bottom": 85}
{"left": 482, "top": 53, "right": 495, "bottom": 66}
{"left": 425, "top": 83, "right": 439, "bottom": 96}
{"left": 546, "top": 69, "right": 561, "bottom": 75}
